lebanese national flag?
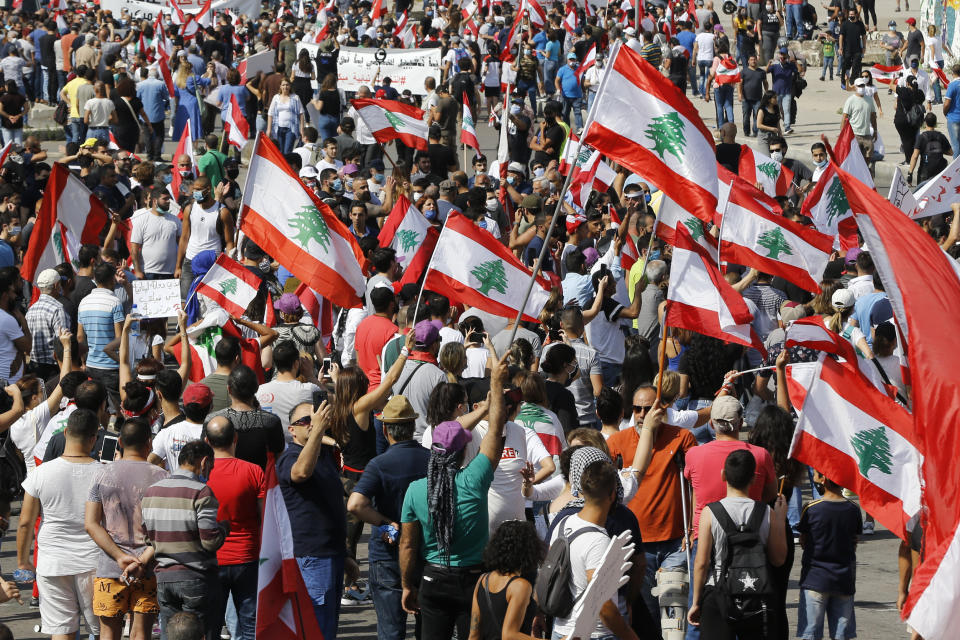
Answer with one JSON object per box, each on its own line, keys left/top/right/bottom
{"left": 714, "top": 56, "right": 741, "bottom": 84}
{"left": 351, "top": 98, "right": 429, "bottom": 151}
{"left": 232, "top": 29, "right": 244, "bottom": 50}
{"left": 869, "top": 63, "right": 903, "bottom": 85}
{"left": 582, "top": 43, "right": 719, "bottom": 225}
{"left": 910, "top": 155, "right": 960, "bottom": 219}
{"left": 0, "top": 140, "right": 12, "bottom": 169}
{"left": 608, "top": 206, "right": 640, "bottom": 270}
{"left": 566, "top": 144, "right": 616, "bottom": 208}
{"left": 563, "top": 2, "right": 578, "bottom": 34}
{"left": 170, "top": 121, "right": 196, "bottom": 201}
{"left": 257, "top": 451, "right": 327, "bottom": 640}
{"left": 240, "top": 134, "right": 368, "bottom": 310}
{"left": 575, "top": 42, "right": 596, "bottom": 79}
{"left": 499, "top": 11, "right": 523, "bottom": 62}
{"left": 175, "top": 308, "right": 265, "bottom": 383}
{"left": 155, "top": 52, "right": 176, "bottom": 98}
{"left": 424, "top": 212, "right": 552, "bottom": 323}
{"left": 50, "top": 0, "right": 68, "bottom": 10}
{"left": 393, "top": 10, "right": 409, "bottom": 37}
{"left": 719, "top": 178, "right": 833, "bottom": 293}
{"left": 833, "top": 166, "right": 960, "bottom": 638}
{"left": 294, "top": 282, "right": 335, "bottom": 346}
{"left": 21, "top": 163, "right": 109, "bottom": 291}
{"left": 800, "top": 160, "right": 858, "bottom": 251}
{"left": 378, "top": 195, "right": 440, "bottom": 287}
{"left": 785, "top": 315, "right": 858, "bottom": 363}
{"left": 54, "top": 11, "right": 68, "bottom": 33}
{"left": 460, "top": 92, "right": 480, "bottom": 154}
{"left": 739, "top": 145, "right": 794, "bottom": 197}
{"left": 833, "top": 119, "right": 874, "bottom": 188}
{"left": 665, "top": 224, "right": 765, "bottom": 355}
{"left": 195, "top": 253, "right": 261, "bottom": 317}
{"left": 932, "top": 63, "right": 949, "bottom": 88}
{"left": 522, "top": 0, "right": 547, "bottom": 28}
{"left": 786, "top": 355, "right": 921, "bottom": 540}
{"left": 369, "top": 0, "right": 385, "bottom": 22}
{"left": 154, "top": 13, "right": 173, "bottom": 58}
{"left": 224, "top": 94, "right": 250, "bottom": 150}
{"left": 654, "top": 192, "right": 719, "bottom": 260}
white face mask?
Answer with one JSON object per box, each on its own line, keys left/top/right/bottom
{"left": 770, "top": 150, "right": 784, "bottom": 162}
{"left": 413, "top": 191, "right": 423, "bottom": 202}
{"left": 856, "top": 86, "right": 865, "bottom": 96}
{"left": 486, "top": 198, "right": 498, "bottom": 212}
{"left": 766, "top": 3, "right": 773, "bottom": 9}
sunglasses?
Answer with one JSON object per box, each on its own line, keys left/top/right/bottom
{"left": 291, "top": 415, "right": 311, "bottom": 427}
{"left": 633, "top": 404, "right": 654, "bottom": 413}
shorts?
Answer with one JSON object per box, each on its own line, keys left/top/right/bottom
{"left": 797, "top": 588, "right": 856, "bottom": 640}
{"left": 93, "top": 576, "right": 160, "bottom": 617}
{"left": 484, "top": 85, "right": 501, "bottom": 98}
{"left": 36, "top": 571, "right": 100, "bottom": 636}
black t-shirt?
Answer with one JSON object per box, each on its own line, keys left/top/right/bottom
{"left": 741, "top": 66, "right": 766, "bottom": 101}
{"left": 203, "top": 407, "right": 285, "bottom": 470}
{"left": 202, "top": 38, "right": 225, "bottom": 61}
{"left": 544, "top": 380, "right": 579, "bottom": 435}
{"left": 316, "top": 50, "right": 338, "bottom": 79}
{"left": 317, "top": 89, "right": 340, "bottom": 117}
{"left": 532, "top": 121, "right": 565, "bottom": 166}
{"left": 716, "top": 143, "right": 741, "bottom": 174}
{"left": 760, "top": 9, "right": 780, "bottom": 34}
{"left": 428, "top": 142, "right": 457, "bottom": 175}
{"left": 506, "top": 113, "right": 532, "bottom": 165}
{"left": 797, "top": 499, "right": 861, "bottom": 594}
{"left": 0, "top": 93, "right": 26, "bottom": 129}
{"left": 916, "top": 129, "right": 951, "bottom": 179}
{"left": 839, "top": 20, "right": 866, "bottom": 54}
{"left": 39, "top": 33, "right": 56, "bottom": 67}
{"left": 71, "top": 275, "right": 96, "bottom": 309}
{"left": 905, "top": 28, "right": 924, "bottom": 59}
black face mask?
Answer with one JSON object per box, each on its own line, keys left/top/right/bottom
{"left": 226, "top": 168, "right": 239, "bottom": 180}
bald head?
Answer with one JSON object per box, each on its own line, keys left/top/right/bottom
{"left": 720, "top": 122, "right": 737, "bottom": 143}
{"left": 205, "top": 416, "right": 236, "bottom": 453}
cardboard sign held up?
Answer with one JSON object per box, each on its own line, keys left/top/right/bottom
{"left": 132, "top": 279, "right": 182, "bottom": 318}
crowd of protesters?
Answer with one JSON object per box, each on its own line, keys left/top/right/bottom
{"left": 0, "top": 0, "right": 945, "bottom": 640}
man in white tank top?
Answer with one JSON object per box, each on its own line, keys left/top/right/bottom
{"left": 174, "top": 177, "right": 236, "bottom": 299}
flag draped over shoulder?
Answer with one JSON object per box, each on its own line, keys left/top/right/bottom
{"left": 240, "top": 134, "right": 368, "bottom": 309}
{"left": 581, "top": 43, "right": 719, "bottom": 224}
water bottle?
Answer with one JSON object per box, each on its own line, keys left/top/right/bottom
{"left": 130, "top": 304, "right": 140, "bottom": 340}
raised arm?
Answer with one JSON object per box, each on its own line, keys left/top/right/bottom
{"left": 354, "top": 332, "right": 415, "bottom": 416}
{"left": 479, "top": 353, "right": 509, "bottom": 466}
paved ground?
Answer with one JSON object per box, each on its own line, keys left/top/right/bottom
{"left": 1, "top": 0, "right": 920, "bottom": 633}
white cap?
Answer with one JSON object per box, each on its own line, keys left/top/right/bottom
{"left": 36, "top": 269, "right": 60, "bottom": 290}
{"left": 854, "top": 77, "right": 867, "bottom": 87}
{"left": 299, "top": 166, "right": 318, "bottom": 179}
{"left": 625, "top": 26, "right": 636, "bottom": 36}
{"left": 832, "top": 288, "right": 856, "bottom": 311}
{"left": 508, "top": 161, "right": 526, "bottom": 174}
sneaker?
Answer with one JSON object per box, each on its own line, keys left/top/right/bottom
{"left": 785, "top": 128, "right": 794, "bottom": 134}
{"left": 30, "top": 596, "right": 39, "bottom": 607}
{"left": 340, "top": 584, "right": 370, "bottom": 606}
{"left": 863, "top": 521, "right": 875, "bottom": 535}
{"left": 840, "top": 82, "right": 846, "bottom": 90}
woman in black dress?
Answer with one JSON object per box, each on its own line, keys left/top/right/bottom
{"left": 894, "top": 73, "right": 925, "bottom": 164}
{"left": 111, "top": 77, "right": 147, "bottom": 153}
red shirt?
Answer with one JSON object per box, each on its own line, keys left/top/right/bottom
{"left": 683, "top": 439, "right": 776, "bottom": 539}
{"left": 355, "top": 314, "right": 398, "bottom": 391}
{"left": 207, "top": 457, "right": 266, "bottom": 566}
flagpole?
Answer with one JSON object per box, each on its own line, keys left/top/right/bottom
{"left": 505, "top": 41, "right": 623, "bottom": 346}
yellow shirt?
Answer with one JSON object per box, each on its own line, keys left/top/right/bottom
{"left": 61, "top": 77, "right": 90, "bottom": 119}
{"left": 626, "top": 190, "right": 664, "bottom": 327}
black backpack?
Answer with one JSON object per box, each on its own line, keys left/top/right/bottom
{"left": 708, "top": 501, "right": 775, "bottom": 623}
{"left": 0, "top": 429, "right": 26, "bottom": 502}
{"left": 536, "top": 516, "right": 607, "bottom": 619}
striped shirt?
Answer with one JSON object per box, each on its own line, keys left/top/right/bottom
{"left": 77, "top": 287, "right": 124, "bottom": 370}
{"left": 140, "top": 471, "right": 227, "bottom": 582}
{"left": 26, "top": 294, "right": 67, "bottom": 365}
{"left": 641, "top": 42, "right": 663, "bottom": 69}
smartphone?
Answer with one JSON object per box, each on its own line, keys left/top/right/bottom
{"left": 322, "top": 357, "right": 332, "bottom": 378}
{"left": 100, "top": 434, "right": 119, "bottom": 461}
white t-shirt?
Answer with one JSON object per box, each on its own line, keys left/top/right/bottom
{"left": 257, "top": 378, "right": 321, "bottom": 432}
{"left": 131, "top": 210, "right": 181, "bottom": 274}
{"left": 10, "top": 402, "right": 51, "bottom": 475}
{"left": 83, "top": 97, "right": 116, "bottom": 127}
{"left": 21, "top": 458, "right": 102, "bottom": 576}
{"left": 315, "top": 157, "right": 343, "bottom": 173}
{"left": 464, "top": 346, "right": 489, "bottom": 378}
{"left": 185, "top": 200, "right": 223, "bottom": 260}
{"left": 0, "top": 308, "right": 24, "bottom": 383}
{"left": 34, "top": 404, "right": 75, "bottom": 462}
{"left": 549, "top": 514, "right": 614, "bottom": 638}
{"left": 439, "top": 326, "right": 464, "bottom": 346}
{"left": 151, "top": 420, "right": 203, "bottom": 472}
{"left": 695, "top": 31, "right": 716, "bottom": 62}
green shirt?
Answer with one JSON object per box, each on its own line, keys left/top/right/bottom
{"left": 401, "top": 453, "right": 494, "bottom": 567}
{"left": 197, "top": 150, "right": 227, "bottom": 189}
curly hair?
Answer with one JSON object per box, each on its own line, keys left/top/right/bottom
{"left": 507, "top": 338, "right": 534, "bottom": 370}
{"left": 684, "top": 334, "right": 736, "bottom": 400}
{"left": 748, "top": 405, "right": 804, "bottom": 481}
{"left": 426, "top": 382, "right": 467, "bottom": 428}
{"left": 483, "top": 520, "right": 545, "bottom": 582}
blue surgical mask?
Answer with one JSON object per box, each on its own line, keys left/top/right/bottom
{"left": 648, "top": 249, "right": 662, "bottom": 261}
{"left": 373, "top": 173, "right": 385, "bottom": 185}
{"left": 192, "top": 190, "right": 204, "bottom": 202}
{"left": 423, "top": 208, "right": 436, "bottom": 220}
{"left": 331, "top": 178, "right": 343, "bottom": 191}
{"left": 161, "top": 173, "right": 173, "bottom": 185}
{"left": 507, "top": 176, "right": 516, "bottom": 185}
{"left": 815, "top": 158, "right": 828, "bottom": 168}
{"left": 644, "top": 193, "right": 652, "bottom": 204}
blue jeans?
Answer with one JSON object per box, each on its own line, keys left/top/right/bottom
{"left": 561, "top": 94, "right": 583, "bottom": 130}
{"left": 949, "top": 120, "right": 960, "bottom": 158}
{"left": 315, "top": 112, "right": 338, "bottom": 141}
{"left": 642, "top": 537, "right": 688, "bottom": 623}
{"left": 821, "top": 56, "right": 835, "bottom": 80}
{"left": 599, "top": 360, "right": 622, "bottom": 388}
{"left": 369, "top": 559, "right": 407, "bottom": 640}
{"left": 157, "top": 576, "right": 221, "bottom": 640}
{"left": 543, "top": 59, "right": 559, "bottom": 96}
{"left": 297, "top": 555, "right": 345, "bottom": 640}
{"left": 517, "top": 78, "right": 539, "bottom": 115}
{"left": 777, "top": 92, "right": 793, "bottom": 130}
{"left": 714, "top": 85, "right": 734, "bottom": 128}
{"left": 686, "top": 539, "right": 700, "bottom": 640}
{"left": 275, "top": 126, "right": 298, "bottom": 154}
{"left": 88, "top": 126, "right": 110, "bottom": 145}
{"left": 67, "top": 118, "right": 86, "bottom": 145}
{"left": 798, "top": 589, "right": 856, "bottom": 640}
{"left": 686, "top": 397, "right": 716, "bottom": 444}
{"left": 587, "top": 91, "right": 598, "bottom": 112}
{"left": 697, "top": 60, "right": 712, "bottom": 97}
{"left": 689, "top": 63, "right": 699, "bottom": 96}
{"left": 216, "top": 562, "right": 257, "bottom": 640}
{"left": 786, "top": 3, "right": 804, "bottom": 39}
{"left": 1, "top": 128, "right": 22, "bottom": 146}
{"left": 742, "top": 97, "right": 761, "bottom": 135}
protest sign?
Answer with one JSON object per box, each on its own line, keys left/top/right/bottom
{"left": 241, "top": 50, "right": 274, "bottom": 79}
{"left": 101, "top": 0, "right": 258, "bottom": 20}
{"left": 563, "top": 530, "right": 634, "bottom": 640}
{"left": 296, "top": 44, "right": 441, "bottom": 96}
{"left": 132, "top": 279, "right": 182, "bottom": 318}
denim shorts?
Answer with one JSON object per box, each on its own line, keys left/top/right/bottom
{"left": 797, "top": 588, "right": 856, "bottom": 640}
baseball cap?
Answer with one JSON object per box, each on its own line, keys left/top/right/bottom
{"left": 520, "top": 194, "right": 542, "bottom": 210}
{"left": 273, "top": 292, "right": 302, "bottom": 314}
{"left": 888, "top": 20, "right": 897, "bottom": 27}
{"left": 582, "top": 246, "right": 599, "bottom": 267}
{"left": 508, "top": 161, "right": 526, "bottom": 174}
{"left": 779, "top": 46, "right": 788, "bottom": 54}
{"left": 832, "top": 288, "right": 856, "bottom": 311}
{"left": 36, "top": 269, "right": 60, "bottom": 289}
{"left": 431, "top": 420, "right": 472, "bottom": 453}
{"left": 624, "top": 26, "right": 636, "bottom": 36}
{"left": 299, "top": 165, "right": 318, "bottom": 179}
{"left": 906, "top": 17, "right": 916, "bottom": 24}
{"left": 844, "top": 247, "right": 862, "bottom": 264}
{"left": 80, "top": 137, "right": 98, "bottom": 148}
{"left": 413, "top": 319, "right": 441, "bottom": 348}
{"left": 183, "top": 383, "right": 213, "bottom": 407}
{"left": 711, "top": 395, "right": 743, "bottom": 429}
{"left": 854, "top": 77, "right": 867, "bottom": 87}
{"left": 567, "top": 51, "right": 577, "bottom": 60}
{"left": 341, "top": 163, "right": 360, "bottom": 176}
{"left": 379, "top": 395, "right": 419, "bottom": 423}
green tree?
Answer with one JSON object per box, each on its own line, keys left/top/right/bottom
{"left": 682, "top": 217, "right": 705, "bottom": 241}
{"left": 384, "top": 110, "right": 405, "bottom": 131}
{"left": 218, "top": 277, "right": 238, "bottom": 296}
{"left": 575, "top": 148, "right": 592, "bottom": 167}
{"left": 756, "top": 162, "right": 780, "bottom": 182}
{"left": 644, "top": 112, "right": 687, "bottom": 163}
{"left": 824, "top": 177, "right": 850, "bottom": 226}
{"left": 850, "top": 426, "right": 894, "bottom": 477}
{"left": 471, "top": 259, "right": 509, "bottom": 296}
{"left": 196, "top": 326, "right": 223, "bottom": 360}
{"left": 289, "top": 205, "right": 331, "bottom": 253}
{"left": 463, "top": 112, "right": 475, "bottom": 129}
{"left": 396, "top": 229, "right": 421, "bottom": 253}
{"left": 756, "top": 228, "right": 794, "bottom": 260}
